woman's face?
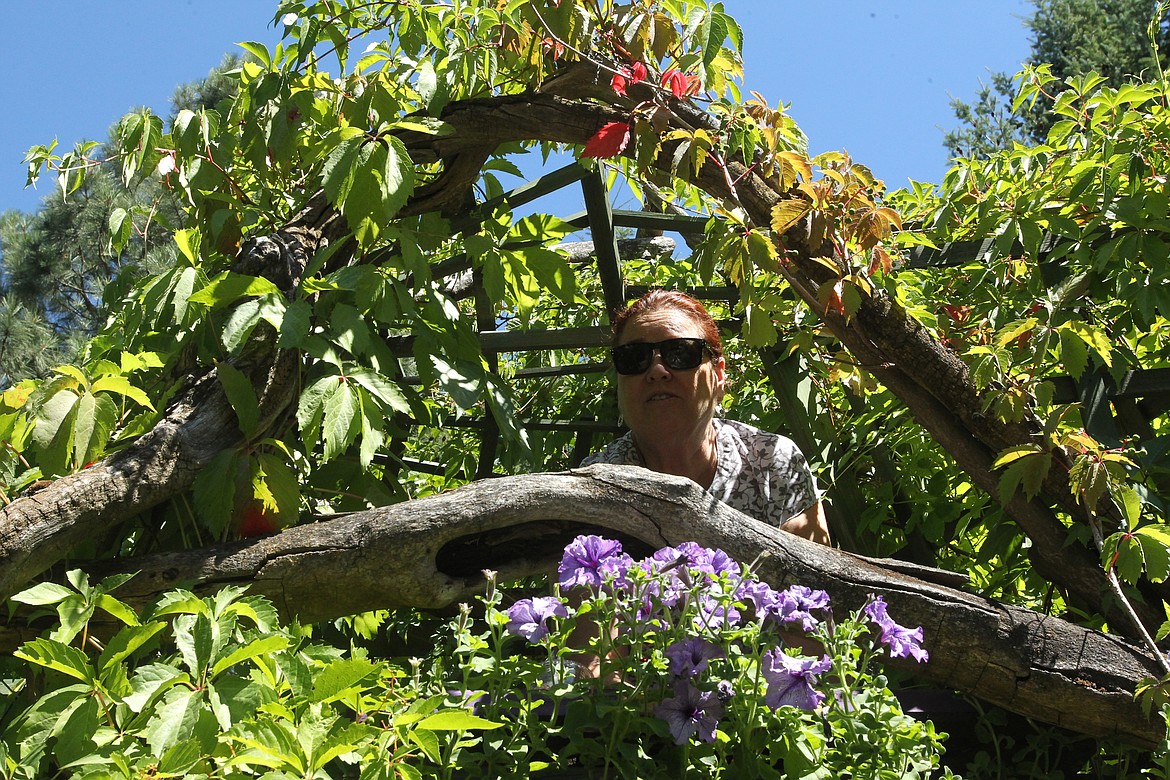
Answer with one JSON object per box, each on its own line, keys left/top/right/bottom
{"left": 615, "top": 306, "right": 726, "bottom": 443}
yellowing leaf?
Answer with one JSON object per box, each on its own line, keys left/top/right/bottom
{"left": 770, "top": 199, "right": 810, "bottom": 235}
{"left": 992, "top": 444, "right": 1046, "bottom": 469}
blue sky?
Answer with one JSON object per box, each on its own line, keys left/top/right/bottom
{"left": 0, "top": 1, "right": 1033, "bottom": 216}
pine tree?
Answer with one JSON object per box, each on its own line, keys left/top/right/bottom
{"left": 0, "top": 57, "right": 244, "bottom": 388}
{"left": 944, "top": 0, "right": 1170, "bottom": 158}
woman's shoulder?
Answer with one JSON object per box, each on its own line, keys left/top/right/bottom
{"left": 715, "top": 418, "right": 800, "bottom": 451}
{"left": 711, "top": 418, "right": 804, "bottom": 460}
{"left": 579, "top": 431, "right": 642, "bottom": 466}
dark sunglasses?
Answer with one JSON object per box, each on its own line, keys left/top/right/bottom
{"left": 611, "top": 338, "right": 713, "bottom": 375}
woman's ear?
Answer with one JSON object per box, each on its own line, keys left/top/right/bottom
{"left": 712, "top": 356, "right": 727, "bottom": 395}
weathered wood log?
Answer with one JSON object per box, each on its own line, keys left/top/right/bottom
{"left": 69, "top": 465, "right": 1161, "bottom": 749}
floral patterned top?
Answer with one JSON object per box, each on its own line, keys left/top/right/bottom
{"left": 580, "top": 418, "right": 818, "bottom": 527}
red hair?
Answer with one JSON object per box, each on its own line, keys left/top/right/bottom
{"left": 611, "top": 290, "right": 723, "bottom": 357}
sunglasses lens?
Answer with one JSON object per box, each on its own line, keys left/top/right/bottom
{"left": 612, "top": 343, "right": 652, "bottom": 374}
{"left": 611, "top": 339, "right": 708, "bottom": 374}
{"left": 660, "top": 339, "right": 705, "bottom": 370}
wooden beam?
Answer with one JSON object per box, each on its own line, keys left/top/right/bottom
{"left": 580, "top": 169, "right": 626, "bottom": 319}
{"left": 386, "top": 325, "right": 611, "bottom": 358}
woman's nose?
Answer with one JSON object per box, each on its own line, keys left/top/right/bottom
{"left": 644, "top": 351, "right": 671, "bottom": 379}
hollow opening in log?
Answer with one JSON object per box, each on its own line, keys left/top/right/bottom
{"left": 435, "top": 520, "right": 656, "bottom": 578}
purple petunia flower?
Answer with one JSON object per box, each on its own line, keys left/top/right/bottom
{"left": 664, "top": 636, "right": 724, "bottom": 678}
{"left": 737, "top": 579, "right": 780, "bottom": 616}
{"left": 505, "top": 596, "right": 568, "bottom": 642}
{"left": 673, "top": 542, "right": 743, "bottom": 581}
{"left": 694, "top": 593, "right": 741, "bottom": 630}
{"left": 772, "top": 585, "right": 831, "bottom": 632}
{"left": 654, "top": 681, "right": 724, "bottom": 744}
{"left": 558, "top": 535, "right": 626, "bottom": 589}
{"left": 862, "top": 596, "right": 929, "bottom": 662}
{"left": 716, "top": 679, "right": 734, "bottom": 702}
{"left": 637, "top": 549, "right": 689, "bottom": 609}
{"left": 762, "top": 648, "right": 831, "bottom": 711}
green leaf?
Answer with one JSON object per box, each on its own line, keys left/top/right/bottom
{"left": 222, "top": 298, "right": 263, "bottom": 354}
{"left": 52, "top": 593, "right": 95, "bottom": 645}
{"left": 257, "top": 451, "right": 300, "bottom": 521}
{"left": 125, "top": 662, "right": 189, "bottom": 713}
{"left": 11, "top": 581, "right": 75, "bottom": 606}
{"left": 193, "top": 449, "right": 239, "bottom": 537}
{"left": 158, "top": 739, "right": 203, "bottom": 777}
{"left": 410, "top": 728, "right": 443, "bottom": 764}
{"left": 1059, "top": 327, "right": 1089, "bottom": 379}
{"left": 188, "top": 271, "right": 281, "bottom": 310}
{"left": 210, "top": 634, "right": 291, "bottom": 679}
{"left": 181, "top": 613, "right": 214, "bottom": 681}
{"left": 998, "top": 452, "right": 1052, "bottom": 503}
{"left": 150, "top": 589, "right": 210, "bottom": 618}
{"left": 71, "top": 392, "right": 98, "bottom": 469}
{"left": 310, "top": 657, "right": 379, "bottom": 703}
{"left": 746, "top": 230, "right": 779, "bottom": 272}
{"left": 994, "top": 318, "right": 1038, "bottom": 349}
{"left": 173, "top": 227, "right": 201, "bottom": 265}
{"left": 379, "top": 135, "right": 415, "bottom": 216}
{"left": 51, "top": 695, "right": 100, "bottom": 767}
{"left": 15, "top": 638, "right": 95, "bottom": 682}
{"left": 1118, "top": 484, "right": 1142, "bottom": 530}
{"left": 416, "top": 710, "right": 502, "bottom": 731}
{"left": 97, "top": 621, "right": 166, "bottom": 677}
{"left": 992, "top": 445, "right": 1045, "bottom": 469}
{"left": 95, "top": 592, "right": 141, "bottom": 627}
{"left": 298, "top": 374, "right": 340, "bottom": 446}
{"left": 744, "top": 303, "right": 777, "bottom": 347}
{"left": 1067, "top": 320, "right": 1113, "bottom": 368}
{"left": 91, "top": 374, "right": 156, "bottom": 410}
{"left": 32, "top": 388, "right": 79, "bottom": 452}
{"left": 323, "top": 381, "right": 359, "bottom": 462}
{"left": 1136, "top": 525, "right": 1170, "bottom": 582}
{"left": 524, "top": 247, "right": 577, "bottom": 304}
{"left": 429, "top": 355, "right": 483, "bottom": 412}
{"left": 238, "top": 41, "right": 272, "bottom": 68}
{"left": 278, "top": 299, "right": 312, "bottom": 349}
{"left": 144, "top": 686, "right": 206, "bottom": 756}
{"left": 217, "top": 363, "right": 260, "bottom": 438}
{"left": 207, "top": 675, "right": 277, "bottom": 732}
{"left": 348, "top": 367, "right": 410, "bottom": 413}
{"left": 359, "top": 402, "right": 385, "bottom": 470}
{"left": 695, "top": 8, "right": 729, "bottom": 69}
{"left": 108, "top": 207, "right": 132, "bottom": 252}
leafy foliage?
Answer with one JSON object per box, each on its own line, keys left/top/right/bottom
{"left": 2, "top": 574, "right": 498, "bottom": 779}
{"left": 4, "top": 0, "right": 1170, "bottom": 773}
{"left": 945, "top": 0, "right": 1170, "bottom": 158}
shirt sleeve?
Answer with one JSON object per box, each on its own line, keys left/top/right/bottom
{"left": 766, "top": 436, "right": 818, "bottom": 522}
{"left": 715, "top": 420, "right": 817, "bottom": 526}
{"left": 579, "top": 432, "right": 641, "bottom": 467}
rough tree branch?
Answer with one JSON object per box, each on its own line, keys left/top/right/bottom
{"left": 61, "top": 465, "right": 1161, "bottom": 749}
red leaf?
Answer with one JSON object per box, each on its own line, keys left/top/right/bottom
{"left": 582, "top": 122, "right": 631, "bottom": 159}
{"left": 237, "top": 503, "right": 278, "bottom": 538}
{"left": 662, "top": 69, "right": 687, "bottom": 98}
{"left": 868, "top": 245, "right": 893, "bottom": 276}
{"left": 611, "top": 62, "right": 647, "bottom": 96}
{"left": 825, "top": 280, "right": 846, "bottom": 317}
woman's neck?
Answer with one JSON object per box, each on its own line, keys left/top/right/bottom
{"left": 633, "top": 420, "right": 718, "bottom": 489}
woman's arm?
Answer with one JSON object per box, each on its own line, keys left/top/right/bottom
{"left": 781, "top": 500, "right": 831, "bottom": 546}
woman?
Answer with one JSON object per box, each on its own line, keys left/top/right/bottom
{"left": 582, "top": 290, "right": 830, "bottom": 545}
